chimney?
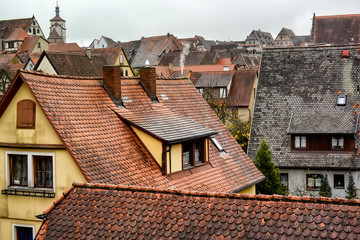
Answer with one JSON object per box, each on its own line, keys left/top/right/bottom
{"left": 140, "top": 65, "right": 158, "bottom": 102}
{"left": 103, "top": 65, "right": 122, "bottom": 104}
{"left": 86, "top": 48, "right": 91, "bottom": 59}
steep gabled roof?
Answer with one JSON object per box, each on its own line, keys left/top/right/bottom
{"left": 0, "top": 17, "right": 33, "bottom": 40}
{"left": 128, "top": 34, "right": 183, "bottom": 68}
{"left": 34, "top": 51, "right": 108, "bottom": 77}
{"left": 36, "top": 182, "right": 360, "bottom": 239}
{"left": 246, "top": 30, "right": 275, "bottom": 46}
{"left": 17, "top": 36, "right": 45, "bottom": 54}
{"left": 0, "top": 70, "right": 264, "bottom": 193}
{"left": 248, "top": 45, "right": 360, "bottom": 170}
{"left": 228, "top": 69, "right": 257, "bottom": 107}
{"left": 193, "top": 71, "right": 234, "bottom": 88}
{"left": 277, "top": 27, "right": 296, "bottom": 38}
{"left": 83, "top": 47, "right": 124, "bottom": 65}
{"left": 4, "top": 27, "right": 28, "bottom": 42}
{"left": 313, "top": 14, "right": 360, "bottom": 44}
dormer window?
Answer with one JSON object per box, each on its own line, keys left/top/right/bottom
{"left": 182, "top": 139, "right": 204, "bottom": 169}
{"left": 294, "top": 136, "right": 306, "bottom": 149}
{"left": 337, "top": 94, "right": 346, "bottom": 106}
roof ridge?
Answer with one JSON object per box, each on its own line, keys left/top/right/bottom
{"left": 43, "top": 185, "right": 74, "bottom": 215}
{"left": 72, "top": 182, "right": 360, "bottom": 206}
{"left": 263, "top": 44, "right": 360, "bottom": 52}
{"left": 19, "top": 69, "right": 102, "bottom": 80}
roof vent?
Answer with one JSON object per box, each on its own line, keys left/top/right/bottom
{"left": 122, "top": 96, "right": 132, "bottom": 103}
{"left": 337, "top": 94, "right": 346, "bottom": 106}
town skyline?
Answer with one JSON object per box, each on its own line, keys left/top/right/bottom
{"left": 1, "top": 0, "right": 360, "bottom": 46}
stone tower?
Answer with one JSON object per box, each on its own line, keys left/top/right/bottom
{"left": 48, "top": 2, "right": 66, "bottom": 43}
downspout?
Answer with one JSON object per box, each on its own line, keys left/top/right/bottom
{"left": 161, "top": 144, "right": 172, "bottom": 175}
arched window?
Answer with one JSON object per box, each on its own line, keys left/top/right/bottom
{"left": 17, "top": 100, "right": 36, "bottom": 128}
{"left": 33, "top": 28, "right": 36, "bottom": 35}
{"left": 120, "top": 69, "right": 124, "bottom": 77}
{"left": 125, "top": 70, "right": 128, "bottom": 76}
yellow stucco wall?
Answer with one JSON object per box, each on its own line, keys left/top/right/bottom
{"left": 0, "top": 83, "right": 87, "bottom": 240}
{"left": 31, "top": 38, "right": 49, "bottom": 53}
{"left": 170, "top": 144, "right": 182, "bottom": 173}
{"left": 132, "top": 126, "right": 163, "bottom": 167}
{"left": 238, "top": 185, "right": 256, "bottom": 194}
{"left": 36, "top": 55, "right": 57, "bottom": 75}
{"left": 114, "top": 50, "right": 134, "bottom": 77}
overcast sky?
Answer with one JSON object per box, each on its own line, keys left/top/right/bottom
{"left": 2, "top": 0, "right": 360, "bottom": 47}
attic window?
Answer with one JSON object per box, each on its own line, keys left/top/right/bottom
{"left": 337, "top": 94, "right": 346, "bottom": 106}
{"left": 122, "top": 96, "right": 132, "bottom": 103}
{"left": 160, "top": 94, "right": 168, "bottom": 100}
{"left": 210, "top": 136, "right": 224, "bottom": 152}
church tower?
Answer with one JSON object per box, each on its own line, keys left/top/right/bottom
{"left": 48, "top": 2, "right": 66, "bottom": 43}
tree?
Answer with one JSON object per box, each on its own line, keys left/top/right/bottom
{"left": 319, "top": 174, "right": 332, "bottom": 198}
{"left": 253, "top": 140, "right": 285, "bottom": 195}
{"left": 346, "top": 172, "right": 357, "bottom": 199}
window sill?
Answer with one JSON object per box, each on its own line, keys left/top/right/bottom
{"left": 2, "top": 188, "right": 55, "bottom": 198}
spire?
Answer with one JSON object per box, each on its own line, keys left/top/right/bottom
{"left": 55, "top": 1, "right": 60, "bottom": 17}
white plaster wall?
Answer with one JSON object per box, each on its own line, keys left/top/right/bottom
{"left": 279, "top": 169, "right": 360, "bottom": 198}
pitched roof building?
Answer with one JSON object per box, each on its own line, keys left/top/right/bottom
{"left": 275, "top": 27, "right": 311, "bottom": 47}
{"left": 33, "top": 51, "right": 108, "bottom": 77}
{"left": 248, "top": 45, "right": 360, "bottom": 198}
{"left": 245, "top": 30, "right": 275, "bottom": 47}
{"left": 48, "top": 3, "right": 66, "bottom": 43}
{"left": 0, "top": 66, "right": 264, "bottom": 238}
{"left": 312, "top": 14, "right": 360, "bottom": 45}
{"left": 36, "top": 182, "right": 360, "bottom": 239}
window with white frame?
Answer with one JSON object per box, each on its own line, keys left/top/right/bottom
{"left": 294, "top": 136, "right": 306, "bottom": 149}
{"left": 12, "top": 224, "right": 34, "bottom": 240}
{"left": 6, "top": 151, "right": 54, "bottom": 190}
{"left": 332, "top": 137, "right": 344, "bottom": 149}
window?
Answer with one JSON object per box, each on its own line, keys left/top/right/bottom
{"left": 334, "top": 174, "right": 345, "bottom": 189}
{"left": 294, "top": 136, "right": 306, "bottom": 149}
{"left": 28, "top": 29, "right": 32, "bottom": 33}
{"left": 125, "top": 70, "right": 128, "bottom": 76}
{"left": 280, "top": 173, "right": 289, "bottom": 188}
{"left": 8, "top": 42, "right": 15, "bottom": 49}
{"left": 337, "top": 94, "right": 346, "bottom": 106}
{"left": 37, "top": 29, "right": 40, "bottom": 34}
{"left": 120, "top": 54, "right": 124, "bottom": 64}
{"left": 6, "top": 152, "right": 54, "bottom": 190}
{"left": 13, "top": 225, "right": 34, "bottom": 240}
{"left": 219, "top": 88, "right": 227, "bottom": 98}
{"left": 37, "top": 42, "right": 41, "bottom": 48}
{"left": 212, "top": 88, "right": 220, "bottom": 98}
{"left": 33, "top": 28, "right": 36, "bottom": 35}
{"left": 306, "top": 174, "right": 322, "bottom": 190}
{"left": 210, "top": 136, "right": 224, "bottom": 152}
{"left": 17, "top": 100, "right": 36, "bottom": 129}
{"left": 223, "top": 66, "right": 229, "bottom": 71}
{"left": 197, "top": 88, "right": 204, "bottom": 96}
{"left": 332, "top": 137, "right": 344, "bottom": 149}
{"left": 182, "top": 139, "right": 204, "bottom": 169}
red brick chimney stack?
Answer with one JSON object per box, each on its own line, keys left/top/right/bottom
{"left": 103, "top": 65, "right": 122, "bottom": 102}
{"left": 140, "top": 66, "right": 157, "bottom": 101}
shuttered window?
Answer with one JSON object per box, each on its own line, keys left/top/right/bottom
{"left": 17, "top": 100, "right": 36, "bottom": 128}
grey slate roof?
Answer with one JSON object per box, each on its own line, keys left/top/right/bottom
{"left": 195, "top": 71, "right": 234, "bottom": 88}
{"left": 248, "top": 45, "right": 360, "bottom": 170}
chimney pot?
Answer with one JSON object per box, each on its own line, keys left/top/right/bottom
{"left": 103, "top": 65, "right": 122, "bottom": 103}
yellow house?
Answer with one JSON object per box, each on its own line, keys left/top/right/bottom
{"left": 0, "top": 66, "right": 264, "bottom": 239}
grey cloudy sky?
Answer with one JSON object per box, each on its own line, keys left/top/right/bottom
{"left": 2, "top": 0, "right": 360, "bottom": 47}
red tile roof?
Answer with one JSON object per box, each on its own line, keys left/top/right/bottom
{"left": 17, "top": 36, "right": 41, "bottom": 54}
{"left": 1, "top": 70, "right": 264, "bottom": 193}
{"left": 4, "top": 27, "right": 28, "bottom": 42}
{"left": 36, "top": 182, "right": 360, "bottom": 239}
{"left": 228, "top": 69, "right": 257, "bottom": 107}
{"left": 313, "top": 14, "right": 360, "bottom": 44}
{"left": 48, "top": 43, "right": 81, "bottom": 52}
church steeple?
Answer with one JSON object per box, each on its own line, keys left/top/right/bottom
{"left": 48, "top": 1, "right": 66, "bottom": 43}
{"left": 55, "top": 2, "right": 60, "bottom": 17}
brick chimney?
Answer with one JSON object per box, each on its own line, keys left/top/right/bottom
{"left": 103, "top": 65, "right": 122, "bottom": 104}
{"left": 140, "top": 66, "right": 158, "bottom": 102}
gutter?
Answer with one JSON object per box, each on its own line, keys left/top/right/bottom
{"left": 161, "top": 144, "right": 172, "bottom": 175}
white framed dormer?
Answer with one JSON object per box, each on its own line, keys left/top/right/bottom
{"left": 5, "top": 151, "right": 55, "bottom": 192}
{"left": 12, "top": 224, "right": 34, "bottom": 240}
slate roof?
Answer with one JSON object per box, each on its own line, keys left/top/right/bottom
{"left": 158, "top": 51, "right": 214, "bottom": 67}
{"left": 313, "top": 14, "right": 360, "bottom": 44}
{"left": 1, "top": 70, "right": 264, "bottom": 193}
{"left": 0, "top": 17, "right": 33, "bottom": 40}
{"left": 119, "top": 34, "right": 183, "bottom": 68}
{"left": 36, "top": 182, "right": 360, "bottom": 239}
{"left": 248, "top": 45, "right": 360, "bottom": 170}
{"left": 34, "top": 51, "right": 108, "bottom": 77}
{"left": 82, "top": 47, "right": 125, "bottom": 65}
{"left": 193, "top": 71, "right": 234, "bottom": 88}
{"left": 4, "top": 27, "right": 28, "bottom": 42}
{"left": 48, "top": 29, "right": 62, "bottom": 40}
